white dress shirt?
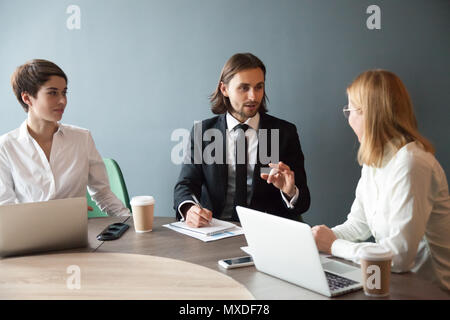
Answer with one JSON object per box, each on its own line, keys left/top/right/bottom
{"left": 331, "top": 141, "right": 450, "bottom": 290}
{"left": 178, "top": 112, "right": 299, "bottom": 220}
{"left": 0, "top": 121, "right": 130, "bottom": 216}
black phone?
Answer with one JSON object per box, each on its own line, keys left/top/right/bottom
{"left": 218, "top": 256, "right": 254, "bottom": 269}
{"left": 97, "top": 223, "right": 129, "bottom": 241}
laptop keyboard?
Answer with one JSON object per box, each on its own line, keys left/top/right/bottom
{"left": 325, "top": 271, "right": 358, "bottom": 291}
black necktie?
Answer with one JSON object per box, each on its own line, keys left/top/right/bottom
{"left": 234, "top": 123, "right": 249, "bottom": 211}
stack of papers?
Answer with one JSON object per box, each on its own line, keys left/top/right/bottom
{"left": 163, "top": 218, "right": 244, "bottom": 242}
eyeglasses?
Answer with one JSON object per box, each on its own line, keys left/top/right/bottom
{"left": 342, "top": 105, "right": 361, "bottom": 119}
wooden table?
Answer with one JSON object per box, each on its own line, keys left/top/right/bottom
{"left": 1, "top": 216, "right": 448, "bottom": 300}
{"left": 92, "top": 216, "right": 449, "bottom": 300}
{"left": 0, "top": 252, "right": 253, "bottom": 300}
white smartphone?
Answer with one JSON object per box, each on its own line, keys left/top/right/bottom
{"left": 218, "top": 256, "right": 254, "bottom": 269}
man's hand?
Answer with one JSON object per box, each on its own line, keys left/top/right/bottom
{"left": 260, "top": 161, "right": 296, "bottom": 198}
{"left": 184, "top": 204, "right": 213, "bottom": 228}
{"left": 311, "top": 225, "right": 337, "bottom": 255}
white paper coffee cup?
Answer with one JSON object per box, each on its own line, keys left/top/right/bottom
{"left": 359, "top": 244, "right": 393, "bottom": 297}
{"left": 130, "top": 196, "right": 155, "bottom": 233}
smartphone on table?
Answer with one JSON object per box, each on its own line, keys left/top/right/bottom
{"left": 218, "top": 256, "right": 254, "bottom": 269}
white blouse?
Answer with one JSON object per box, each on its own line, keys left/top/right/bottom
{"left": 0, "top": 121, "right": 130, "bottom": 216}
{"left": 331, "top": 141, "right": 450, "bottom": 290}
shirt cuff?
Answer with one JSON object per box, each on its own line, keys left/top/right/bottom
{"left": 331, "top": 238, "right": 361, "bottom": 264}
{"left": 109, "top": 208, "right": 131, "bottom": 217}
{"left": 280, "top": 186, "right": 299, "bottom": 209}
{"left": 178, "top": 200, "right": 196, "bottom": 221}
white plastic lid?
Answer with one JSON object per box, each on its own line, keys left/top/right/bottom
{"left": 130, "top": 196, "right": 154, "bottom": 206}
{"left": 359, "top": 244, "right": 393, "bottom": 261}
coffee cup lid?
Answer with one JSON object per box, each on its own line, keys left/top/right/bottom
{"left": 130, "top": 196, "right": 154, "bottom": 206}
{"left": 359, "top": 244, "right": 393, "bottom": 261}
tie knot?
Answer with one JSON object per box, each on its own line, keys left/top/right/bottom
{"left": 234, "top": 123, "right": 249, "bottom": 132}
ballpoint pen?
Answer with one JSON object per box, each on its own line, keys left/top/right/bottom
{"left": 191, "top": 194, "right": 203, "bottom": 209}
{"left": 191, "top": 193, "right": 211, "bottom": 225}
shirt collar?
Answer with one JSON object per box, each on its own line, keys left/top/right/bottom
{"left": 18, "top": 120, "right": 30, "bottom": 141}
{"left": 381, "top": 138, "right": 415, "bottom": 167}
{"left": 226, "top": 111, "right": 260, "bottom": 131}
{"left": 55, "top": 123, "right": 65, "bottom": 135}
{"left": 380, "top": 142, "right": 397, "bottom": 167}
{"left": 18, "top": 120, "right": 64, "bottom": 141}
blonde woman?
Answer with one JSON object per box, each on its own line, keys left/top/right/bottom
{"left": 312, "top": 70, "right": 450, "bottom": 290}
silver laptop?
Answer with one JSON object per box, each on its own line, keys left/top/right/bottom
{"left": 0, "top": 197, "right": 88, "bottom": 258}
{"left": 236, "top": 206, "right": 363, "bottom": 297}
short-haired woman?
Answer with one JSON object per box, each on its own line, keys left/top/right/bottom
{"left": 0, "top": 59, "right": 130, "bottom": 216}
{"left": 312, "top": 70, "right": 450, "bottom": 290}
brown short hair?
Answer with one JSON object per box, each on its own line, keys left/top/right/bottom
{"left": 11, "top": 59, "right": 68, "bottom": 112}
{"left": 210, "top": 53, "right": 268, "bottom": 114}
{"left": 347, "top": 69, "right": 434, "bottom": 167}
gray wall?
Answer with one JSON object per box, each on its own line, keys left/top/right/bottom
{"left": 1, "top": 0, "right": 449, "bottom": 227}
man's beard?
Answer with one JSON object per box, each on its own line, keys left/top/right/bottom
{"left": 240, "top": 102, "right": 260, "bottom": 118}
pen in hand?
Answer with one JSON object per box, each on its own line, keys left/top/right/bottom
{"left": 191, "top": 194, "right": 212, "bottom": 226}
{"left": 191, "top": 194, "right": 203, "bottom": 209}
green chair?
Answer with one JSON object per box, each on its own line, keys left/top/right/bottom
{"left": 87, "top": 158, "right": 131, "bottom": 218}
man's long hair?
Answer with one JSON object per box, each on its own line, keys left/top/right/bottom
{"left": 210, "top": 53, "right": 269, "bottom": 114}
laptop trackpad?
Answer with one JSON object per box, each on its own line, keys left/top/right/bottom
{"left": 322, "top": 261, "right": 357, "bottom": 274}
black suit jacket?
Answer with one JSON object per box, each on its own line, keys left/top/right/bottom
{"left": 173, "top": 112, "right": 310, "bottom": 222}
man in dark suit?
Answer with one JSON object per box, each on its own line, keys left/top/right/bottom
{"left": 174, "top": 53, "right": 310, "bottom": 227}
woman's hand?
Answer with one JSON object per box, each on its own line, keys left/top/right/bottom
{"left": 311, "top": 225, "right": 337, "bottom": 254}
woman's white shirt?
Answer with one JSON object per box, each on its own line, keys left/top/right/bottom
{"left": 331, "top": 141, "right": 450, "bottom": 290}
{"left": 0, "top": 121, "right": 130, "bottom": 216}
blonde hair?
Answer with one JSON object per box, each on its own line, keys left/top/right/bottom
{"left": 347, "top": 69, "right": 434, "bottom": 167}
